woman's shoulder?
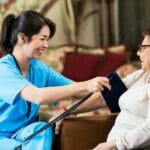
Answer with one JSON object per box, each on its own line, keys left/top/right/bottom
{"left": 30, "top": 58, "right": 54, "bottom": 72}
{"left": 30, "top": 58, "right": 48, "bottom": 68}
{"left": 0, "top": 55, "right": 20, "bottom": 75}
{"left": 0, "top": 54, "right": 15, "bottom": 68}
{"left": 30, "top": 59, "right": 61, "bottom": 78}
{"left": 122, "top": 69, "right": 145, "bottom": 88}
{"left": 0, "top": 54, "right": 12, "bottom": 63}
{"left": 126, "top": 69, "right": 144, "bottom": 80}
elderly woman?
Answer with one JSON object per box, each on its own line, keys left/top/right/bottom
{"left": 75, "top": 28, "right": 150, "bottom": 150}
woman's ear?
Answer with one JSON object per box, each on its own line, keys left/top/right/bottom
{"left": 17, "top": 33, "right": 28, "bottom": 44}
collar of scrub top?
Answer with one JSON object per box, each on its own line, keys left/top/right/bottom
{"left": 11, "top": 54, "right": 31, "bottom": 118}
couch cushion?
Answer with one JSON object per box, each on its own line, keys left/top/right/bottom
{"left": 59, "top": 114, "right": 117, "bottom": 150}
{"left": 96, "top": 52, "right": 128, "bottom": 76}
{"left": 62, "top": 52, "right": 103, "bottom": 81}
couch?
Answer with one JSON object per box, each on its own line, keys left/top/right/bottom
{"left": 58, "top": 114, "right": 117, "bottom": 150}
{"left": 62, "top": 51, "right": 128, "bottom": 81}
{"left": 40, "top": 45, "right": 129, "bottom": 82}
{"left": 40, "top": 113, "right": 116, "bottom": 150}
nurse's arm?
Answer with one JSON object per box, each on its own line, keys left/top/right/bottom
{"left": 20, "top": 83, "right": 87, "bottom": 105}
{"left": 20, "top": 77, "right": 110, "bottom": 105}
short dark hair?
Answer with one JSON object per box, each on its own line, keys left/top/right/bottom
{"left": 0, "top": 10, "right": 56, "bottom": 53}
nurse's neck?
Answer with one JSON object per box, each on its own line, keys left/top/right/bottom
{"left": 12, "top": 45, "right": 30, "bottom": 77}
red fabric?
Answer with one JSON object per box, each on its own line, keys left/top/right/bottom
{"left": 0, "top": 51, "right": 3, "bottom": 58}
{"left": 96, "top": 52, "right": 128, "bottom": 76}
{"left": 62, "top": 52, "right": 102, "bottom": 81}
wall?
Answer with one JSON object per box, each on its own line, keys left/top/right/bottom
{"left": 1, "top": 0, "right": 150, "bottom": 56}
{"left": 119, "top": 0, "right": 150, "bottom": 58}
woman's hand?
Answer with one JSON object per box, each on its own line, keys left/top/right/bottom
{"left": 84, "top": 77, "right": 111, "bottom": 93}
{"left": 93, "top": 141, "right": 116, "bottom": 150}
{"left": 48, "top": 106, "right": 67, "bottom": 135}
{"left": 54, "top": 119, "right": 63, "bottom": 134}
{"left": 48, "top": 115, "right": 63, "bottom": 134}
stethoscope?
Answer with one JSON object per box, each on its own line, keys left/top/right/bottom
{"left": 13, "top": 85, "right": 93, "bottom": 150}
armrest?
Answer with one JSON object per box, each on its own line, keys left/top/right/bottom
{"left": 59, "top": 113, "right": 117, "bottom": 150}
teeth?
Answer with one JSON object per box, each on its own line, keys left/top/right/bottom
{"left": 39, "top": 50, "right": 44, "bottom": 53}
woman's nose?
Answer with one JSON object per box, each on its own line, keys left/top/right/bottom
{"left": 43, "top": 41, "right": 48, "bottom": 48}
{"left": 137, "top": 50, "right": 140, "bottom": 56}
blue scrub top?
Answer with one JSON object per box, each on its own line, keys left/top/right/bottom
{"left": 0, "top": 54, "right": 72, "bottom": 137}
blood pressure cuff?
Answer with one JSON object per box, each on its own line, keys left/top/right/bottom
{"left": 101, "top": 72, "right": 127, "bottom": 113}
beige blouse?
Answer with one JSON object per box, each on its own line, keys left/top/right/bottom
{"left": 107, "top": 69, "right": 150, "bottom": 150}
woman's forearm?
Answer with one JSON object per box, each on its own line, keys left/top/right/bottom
{"left": 72, "top": 92, "right": 106, "bottom": 114}
{"left": 20, "top": 76, "right": 110, "bottom": 105}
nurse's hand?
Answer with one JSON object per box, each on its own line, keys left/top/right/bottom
{"left": 54, "top": 112, "right": 76, "bottom": 134}
{"left": 84, "top": 77, "right": 111, "bottom": 93}
{"left": 49, "top": 107, "right": 68, "bottom": 134}
{"left": 54, "top": 119, "right": 63, "bottom": 134}
{"left": 48, "top": 113, "right": 63, "bottom": 135}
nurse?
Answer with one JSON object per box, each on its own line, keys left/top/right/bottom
{"left": 0, "top": 10, "right": 110, "bottom": 150}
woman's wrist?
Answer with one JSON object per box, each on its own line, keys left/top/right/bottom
{"left": 73, "top": 82, "right": 88, "bottom": 93}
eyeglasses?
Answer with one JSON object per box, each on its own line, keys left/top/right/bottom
{"left": 138, "top": 44, "right": 150, "bottom": 52}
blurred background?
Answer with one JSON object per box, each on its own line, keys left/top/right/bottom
{"left": 0, "top": 0, "right": 149, "bottom": 115}
{"left": 1, "top": 0, "right": 150, "bottom": 53}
